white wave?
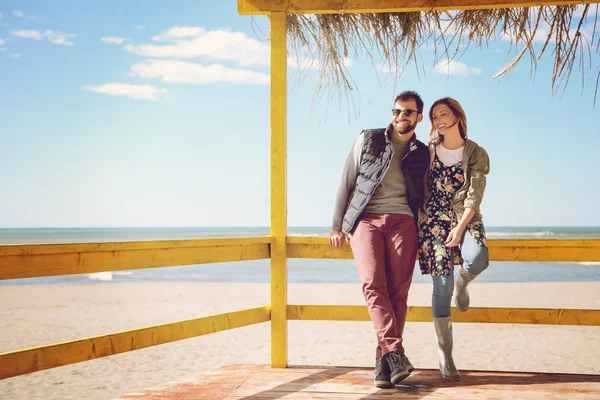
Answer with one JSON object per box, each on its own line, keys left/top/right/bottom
{"left": 113, "top": 271, "right": 133, "bottom": 276}
{"left": 88, "top": 272, "right": 113, "bottom": 281}
{"left": 487, "top": 231, "right": 565, "bottom": 238}
{"left": 577, "top": 262, "right": 600, "bottom": 266}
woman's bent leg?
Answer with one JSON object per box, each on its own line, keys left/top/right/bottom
{"left": 455, "top": 232, "right": 489, "bottom": 311}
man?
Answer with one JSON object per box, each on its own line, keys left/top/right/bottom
{"left": 329, "top": 91, "right": 429, "bottom": 387}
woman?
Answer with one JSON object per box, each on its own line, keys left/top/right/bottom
{"left": 417, "top": 97, "right": 490, "bottom": 380}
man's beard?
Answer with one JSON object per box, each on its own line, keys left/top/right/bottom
{"left": 395, "top": 121, "right": 416, "bottom": 135}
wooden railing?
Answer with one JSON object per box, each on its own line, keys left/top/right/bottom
{"left": 1, "top": 236, "right": 599, "bottom": 379}
{"left": 0, "top": 237, "right": 271, "bottom": 279}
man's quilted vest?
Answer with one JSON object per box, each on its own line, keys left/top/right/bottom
{"left": 341, "top": 129, "right": 394, "bottom": 234}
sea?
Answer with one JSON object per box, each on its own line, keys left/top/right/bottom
{"left": 1, "top": 227, "right": 599, "bottom": 286}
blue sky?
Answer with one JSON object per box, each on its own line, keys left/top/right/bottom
{"left": 0, "top": 1, "right": 598, "bottom": 228}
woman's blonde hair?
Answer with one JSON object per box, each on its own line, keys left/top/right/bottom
{"left": 428, "top": 97, "right": 468, "bottom": 145}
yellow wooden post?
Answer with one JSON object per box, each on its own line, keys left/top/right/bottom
{"left": 270, "top": 11, "right": 288, "bottom": 368}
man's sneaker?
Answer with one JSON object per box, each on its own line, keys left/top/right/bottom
{"left": 400, "top": 353, "right": 415, "bottom": 373}
{"left": 383, "top": 351, "right": 409, "bottom": 385}
{"left": 374, "top": 358, "right": 393, "bottom": 388}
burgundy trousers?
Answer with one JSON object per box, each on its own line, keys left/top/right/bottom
{"left": 350, "top": 212, "right": 417, "bottom": 358}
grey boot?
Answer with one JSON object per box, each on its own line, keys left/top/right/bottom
{"left": 433, "top": 317, "right": 461, "bottom": 380}
{"left": 454, "top": 267, "right": 477, "bottom": 312}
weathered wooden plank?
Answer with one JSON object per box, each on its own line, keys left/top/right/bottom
{"left": 239, "top": 0, "right": 599, "bottom": 15}
{"left": 0, "top": 307, "right": 270, "bottom": 380}
{"left": 0, "top": 237, "right": 271, "bottom": 280}
{"left": 118, "top": 364, "right": 600, "bottom": 399}
{"left": 287, "top": 237, "right": 600, "bottom": 262}
{"left": 287, "top": 304, "right": 600, "bottom": 325}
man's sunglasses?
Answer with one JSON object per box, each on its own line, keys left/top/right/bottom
{"left": 392, "top": 108, "right": 419, "bottom": 117}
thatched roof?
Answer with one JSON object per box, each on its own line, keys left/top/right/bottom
{"left": 285, "top": 5, "right": 599, "bottom": 109}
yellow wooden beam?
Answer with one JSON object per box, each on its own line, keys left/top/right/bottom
{"left": 239, "top": 0, "right": 598, "bottom": 15}
{"left": 487, "top": 239, "right": 600, "bottom": 262}
{"left": 287, "top": 237, "right": 600, "bottom": 262}
{"left": 0, "top": 306, "right": 270, "bottom": 380}
{"left": 0, "top": 237, "right": 271, "bottom": 280}
{"left": 270, "top": 11, "right": 288, "bottom": 369}
{"left": 287, "top": 304, "right": 600, "bottom": 325}
{"left": 4, "top": 236, "right": 596, "bottom": 281}
{"left": 0, "top": 237, "right": 272, "bottom": 256}
{"left": 287, "top": 237, "right": 354, "bottom": 260}
{"left": 288, "top": 304, "right": 371, "bottom": 321}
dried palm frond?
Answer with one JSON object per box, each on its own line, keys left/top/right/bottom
{"left": 284, "top": 5, "right": 600, "bottom": 115}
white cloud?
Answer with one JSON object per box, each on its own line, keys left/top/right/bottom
{"left": 0, "top": 39, "right": 6, "bottom": 45}
{"left": 13, "top": 10, "right": 24, "bottom": 18}
{"left": 0, "top": 48, "right": 6, "bottom": 52}
{"left": 127, "top": 26, "right": 349, "bottom": 72}
{"left": 0, "top": 12, "right": 3, "bottom": 19}
{"left": 125, "top": 27, "right": 269, "bottom": 67}
{"left": 153, "top": 27, "right": 206, "bottom": 41}
{"left": 9, "top": 52, "right": 20, "bottom": 58}
{"left": 135, "top": 25, "right": 145, "bottom": 30}
{"left": 82, "top": 83, "right": 168, "bottom": 101}
{"left": 130, "top": 59, "right": 270, "bottom": 85}
{"left": 11, "top": 30, "right": 43, "bottom": 40}
{"left": 101, "top": 36, "right": 126, "bottom": 45}
{"left": 532, "top": 26, "right": 551, "bottom": 43}
{"left": 434, "top": 59, "right": 482, "bottom": 76}
{"left": 45, "top": 30, "right": 76, "bottom": 46}
{"left": 11, "top": 29, "right": 76, "bottom": 45}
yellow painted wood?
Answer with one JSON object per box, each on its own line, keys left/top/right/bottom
{"left": 288, "top": 305, "right": 371, "bottom": 321}
{"left": 270, "top": 11, "right": 288, "bottom": 369}
{"left": 287, "top": 305, "right": 600, "bottom": 325}
{"left": 239, "top": 0, "right": 599, "bottom": 15}
{"left": 0, "top": 237, "right": 271, "bottom": 280}
{"left": 286, "top": 237, "right": 600, "bottom": 262}
{"left": 0, "top": 306, "right": 270, "bottom": 380}
{"left": 486, "top": 239, "right": 600, "bottom": 262}
{"left": 0, "top": 237, "right": 272, "bottom": 256}
{"left": 287, "top": 237, "right": 354, "bottom": 260}
{"left": 450, "top": 307, "right": 600, "bottom": 325}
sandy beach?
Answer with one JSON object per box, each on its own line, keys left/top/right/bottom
{"left": 1, "top": 281, "right": 599, "bottom": 400}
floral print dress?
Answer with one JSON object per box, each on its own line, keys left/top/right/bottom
{"left": 418, "top": 151, "right": 486, "bottom": 276}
